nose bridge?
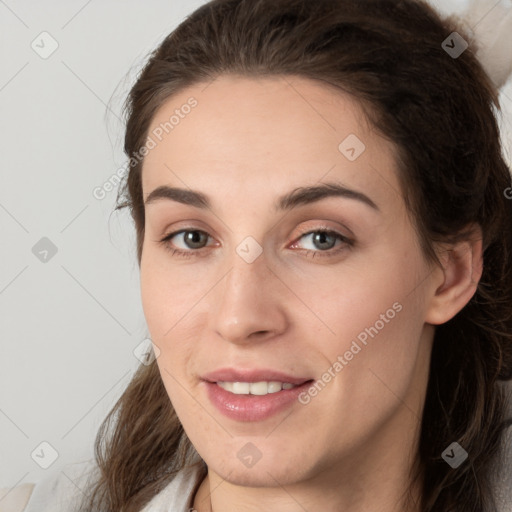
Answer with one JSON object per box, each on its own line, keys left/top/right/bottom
{"left": 221, "top": 232, "right": 270, "bottom": 293}
{"left": 211, "top": 242, "right": 287, "bottom": 343}
{"left": 225, "top": 247, "right": 267, "bottom": 297}
{"left": 221, "top": 243, "right": 272, "bottom": 311}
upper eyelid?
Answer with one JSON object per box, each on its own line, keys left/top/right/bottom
{"left": 162, "top": 228, "right": 211, "bottom": 241}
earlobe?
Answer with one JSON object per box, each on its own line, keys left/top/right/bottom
{"left": 424, "top": 227, "right": 483, "bottom": 326}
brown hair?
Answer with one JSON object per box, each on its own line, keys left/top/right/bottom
{"left": 79, "top": 0, "right": 512, "bottom": 510}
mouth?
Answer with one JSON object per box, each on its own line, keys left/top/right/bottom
{"left": 201, "top": 367, "right": 313, "bottom": 387}
{"left": 214, "top": 380, "right": 312, "bottom": 396}
{"left": 200, "top": 369, "right": 315, "bottom": 421}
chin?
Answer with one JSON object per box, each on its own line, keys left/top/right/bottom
{"left": 203, "top": 444, "right": 316, "bottom": 487}
{"left": 216, "top": 464, "right": 303, "bottom": 488}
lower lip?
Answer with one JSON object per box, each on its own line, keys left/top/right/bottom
{"left": 203, "top": 381, "right": 313, "bottom": 422}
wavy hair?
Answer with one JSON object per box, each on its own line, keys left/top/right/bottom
{"left": 78, "top": 0, "right": 512, "bottom": 510}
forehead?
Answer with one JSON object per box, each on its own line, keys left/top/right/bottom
{"left": 141, "top": 75, "right": 402, "bottom": 210}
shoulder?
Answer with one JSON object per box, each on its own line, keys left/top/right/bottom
{"left": 0, "top": 483, "right": 36, "bottom": 512}
{"left": 0, "top": 459, "right": 97, "bottom": 512}
{"left": 456, "top": 0, "right": 512, "bottom": 88}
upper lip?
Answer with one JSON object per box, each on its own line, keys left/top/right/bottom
{"left": 201, "top": 368, "right": 313, "bottom": 386}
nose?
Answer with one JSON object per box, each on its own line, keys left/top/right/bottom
{"left": 211, "top": 248, "right": 288, "bottom": 345}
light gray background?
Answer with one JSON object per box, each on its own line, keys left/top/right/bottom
{"left": 1, "top": 0, "right": 511, "bottom": 488}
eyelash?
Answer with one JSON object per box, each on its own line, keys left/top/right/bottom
{"left": 158, "top": 227, "right": 353, "bottom": 260}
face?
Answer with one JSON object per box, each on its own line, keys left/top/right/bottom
{"left": 139, "top": 75, "right": 438, "bottom": 488}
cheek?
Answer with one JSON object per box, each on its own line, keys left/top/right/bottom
{"left": 293, "top": 243, "right": 429, "bottom": 397}
{"left": 140, "top": 249, "right": 203, "bottom": 339}
{"left": 140, "top": 252, "right": 210, "bottom": 379}
{"left": 292, "top": 244, "right": 425, "bottom": 344}
{"left": 314, "top": 269, "right": 428, "bottom": 430}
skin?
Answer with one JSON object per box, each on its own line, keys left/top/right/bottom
{"left": 139, "top": 75, "right": 482, "bottom": 512}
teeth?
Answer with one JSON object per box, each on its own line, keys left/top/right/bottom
{"left": 232, "top": 382, "right": 250, "bottom": 394}
{"left": 217, "top": 381, "right": 298, "bottom": 395}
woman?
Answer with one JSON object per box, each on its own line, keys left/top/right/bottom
{"left": 3, "top": 0, "right": 512, "bottom": 511}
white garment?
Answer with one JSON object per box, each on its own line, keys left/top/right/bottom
{"left": 0, "top": 460, "right": 204, "bottom": 512}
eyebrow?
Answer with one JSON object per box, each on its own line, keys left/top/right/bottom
{"left": 144, "top": 181, "right": 380, "bottom": 212}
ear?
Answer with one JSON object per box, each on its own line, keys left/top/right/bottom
{"left": 424, "top": 224, "right": 483, "bottom": 325}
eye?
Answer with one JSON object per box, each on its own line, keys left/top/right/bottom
{"left": 290, "top": 229, "right": 353, "bottom": 259}
{"left": 159, "top": 229, "right": 213, "bottom": 258}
